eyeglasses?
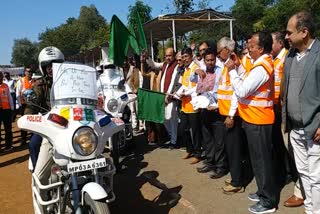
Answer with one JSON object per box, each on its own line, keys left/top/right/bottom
{"left": 217, "top": 47, "right": 226, "bottom": 55}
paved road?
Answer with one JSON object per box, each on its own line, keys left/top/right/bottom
{"left": 1, "top": 124, "right": 305, "bottom": 214}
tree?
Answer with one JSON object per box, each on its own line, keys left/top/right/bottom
{"left": 262, "top": 0, "right": 320, "bottom": 36}
{"left": 11, "top": 38, "right": 38, "bottom": 67}
{"left": 231, "top": 0, "right": 274, "bottom": 40}
{"left": 127, "top": 1, "right": 153, "bottom": 54}
{"left": 38, "top": 5, "right": 109, "bottom": 57}
{"left": 173, "top": 0, "right": 194, "bottom": 13}
{"left": 127, "top": 0, "right": 152, "bottom": 28}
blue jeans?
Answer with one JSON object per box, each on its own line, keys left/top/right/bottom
{"left": 29, "top": 134, "right": 43, "bottom": 168}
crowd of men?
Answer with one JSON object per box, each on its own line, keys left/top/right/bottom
{"left": 0, "top": 67, "right": 37, "bottom": 150}
{"left": 1, "top": 10, "right": 319, "bottom": 214}
{"left": 124, "top": 11, "right": 320, "bottom": 214}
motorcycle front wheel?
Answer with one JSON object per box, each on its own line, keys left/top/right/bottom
{"left": 83, "top": 193, "right": 110, "bottom": 214}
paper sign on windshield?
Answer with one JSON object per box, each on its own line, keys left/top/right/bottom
{"left": 52, "top": 63, "right": 97, "bottom": 100}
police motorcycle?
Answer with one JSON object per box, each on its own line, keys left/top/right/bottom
{"left": 97, "top": 59, "right": 136, "bottom": 169}
{"left": 18, "top": 62, "right": 124, "bottom": 214}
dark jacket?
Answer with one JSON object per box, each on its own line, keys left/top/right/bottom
{"left": 282, "top": 38, "right": 320, "bottom": 139}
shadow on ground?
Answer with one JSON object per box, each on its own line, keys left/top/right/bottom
{"left": 110, "top": 132, "right": 183, "bottom": 214}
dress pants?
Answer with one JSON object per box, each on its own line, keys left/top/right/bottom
{"left": 243, "top": 121, "right": 278, "bottom": 209}
{"left": 29, "top": 134, "right": 43, "bottom": 168}
{"left": 0, "top": 109, "right": 12, "bottom": 148}
{"left": 201, "top": 110, "right": 228, "bottom": 172}
{"left": 163, "top": 102, "right": 178, "bottom": 145}
{"left": 290, "top": 128, "right": 320, "bottom": 214}
{"left": 180, "top": 112, "right": 201, "bottom": 158}
{"left": 225, "top": 117, "right": 253, "bottom": 187}
{"left": 282, "top": 126, "right": 304, "bottom": 199}
{"left": 272, "top": 108, "right": 290, "bottom": 189}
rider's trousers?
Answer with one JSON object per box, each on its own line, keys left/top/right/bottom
{"left": 34, "top": 138, "right": 54, "bottom": 185}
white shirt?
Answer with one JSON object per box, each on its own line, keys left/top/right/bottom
{"left": 3, "top": 78, "right": 15, "bottom": 93}
{"left": 146, "top": 58, "right": 164, "bottom": 70}
{"left": 296, "top": 39, "right": 315, "bottom": 61}
{"left": 229, "top": 54, "right": 270, "bottom": 99}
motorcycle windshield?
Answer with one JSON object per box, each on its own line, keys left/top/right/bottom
{"left": 97, "top": 68, "right": 124, "bottom": 92}
{"left": 51, "top": 63, "right": 98, "bottom": 107}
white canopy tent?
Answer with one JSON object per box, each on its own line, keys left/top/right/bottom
{"left": 143, "top": 9, "right": 235, "bottom": 60}
{"left": 0, "top": 67, "right": 24, "bottom": 75}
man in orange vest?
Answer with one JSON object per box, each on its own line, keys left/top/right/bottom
{"left": 177, "top": 47, "right": 202, "bottom": 164}
{"left": 0, "top": 72, "right": 14, "bottom": 150}
{"left": 211, "top": 37, "right": 253, "bottom": 192}
{"left": 226, "top": 32, "right": 278, "bottom": 213}
{"left": 241, "top": 36, "right": 254, "bottom": 73}
{"left": 16, "top": 67, "right": 35, "bottom": 145}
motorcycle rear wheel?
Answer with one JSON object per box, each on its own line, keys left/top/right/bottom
{"left": 83, "top": 193, "right": 110, "bottom": 214}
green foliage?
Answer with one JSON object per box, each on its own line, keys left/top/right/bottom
{"left": 173, "top": 0, "right": 194, "bottom": 13}
{"left": 127, "top": 1, "right": 152, "bottom": 55}
{"left": 38, "top": 5, "right": 109, "bottom": 57}
{"left": 11, "top": 38, "right": 38, "bottom": 67}
{"left": 127, "top": 0, "right": 152, "bottom": 28}
{"left": 231, "top": 0, "right": 273, "bottom": 40}
{"left": 262, "top": 0, "right": 320, "bottom": 36}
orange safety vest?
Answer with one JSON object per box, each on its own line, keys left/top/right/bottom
{"left": 217, "top": 66, "right": 234, "bottom": 116}
{"left": 20, "top": 76, "right": 34, "bottom": 104}
{"left": 241, "top": 54, "right": 253, "bottom": 73}
{"left": 238, "top": 54, "right": 274, "bottom": 125}
{"left": 181, "top": 62, "right": 199, "bottom": 113}
{"left": 0, "top": 83, "right": 11, "bottom": 110}
{"left": 273, "top": 49, "right": 288, "bottom": 104}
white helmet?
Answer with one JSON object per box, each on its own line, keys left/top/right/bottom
{"left": 38, "top": 46, "right": 64, "bottom": 76}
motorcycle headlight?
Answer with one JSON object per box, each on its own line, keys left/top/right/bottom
{"left": 72, "top": 127, "right": 98, "bottom": 156}
{"left": 107, "top": 99, "right": 118, "bottom": 112}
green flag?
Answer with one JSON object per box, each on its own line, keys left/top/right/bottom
{"left": 129, "top": 23, "right": 141, "bottom": 55}
{"left": 108, "top": 15, "right": 140, "bottom": 66}
{"left": 137, "top": 88, "right": 165, "bottom": 123}
{"left": 136, "top": 12, "right": 147, "bottom": 50}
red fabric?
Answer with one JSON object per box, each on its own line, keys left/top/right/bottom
{"left": 162, "top": 61, "right": 178, "bottom": 93}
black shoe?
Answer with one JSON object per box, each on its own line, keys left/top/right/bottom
{"left": 4, "top": 145, "right": 13, "bottom": 150}
{"left": 209, "top": 170, "right": 227, "bottom": 179}
{"left": 197, "top": 165, "right": 213, "bottom": 173}
{"left": 248, "top": 202, "right": 276, "bottom": 213}
{"left": 168, "top": 143, "right": 177, "bottom": 150}
{"left": 248, "top": 193, "right": 260, "bottom": 202}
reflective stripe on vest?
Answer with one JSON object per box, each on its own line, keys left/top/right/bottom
{"left": 217, "top": 66, "right": 233, "bottom": 116}
{"left": 0, "top": 84, "right": 11, "bottom": 109}
{"left": 273, "top": 49, "right": 288, "bottom": 104}
{"left": 181, "top": 62, "right": 198, "bottom": 113}
{"left": 238, "top": 54, "right": 275, "bottom": 125}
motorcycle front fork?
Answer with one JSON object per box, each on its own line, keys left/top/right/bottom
{"left": 70, "top": 169, "right": 100, "bottom": 213}
{"left": 71, "top": 174, "right": 81, "bottom": 214}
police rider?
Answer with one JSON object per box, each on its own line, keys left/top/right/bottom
{"left": 29, "top": 47, "right": 64, "bottom": 175}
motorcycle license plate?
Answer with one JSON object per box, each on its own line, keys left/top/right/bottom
{"left": 67, "top": 158, "right": 107, "bottom": 173}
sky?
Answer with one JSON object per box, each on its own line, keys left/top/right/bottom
{"left": 0, "top": 0, "right": 234, "bottom": 65}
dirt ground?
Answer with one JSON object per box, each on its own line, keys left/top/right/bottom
{"left": 0, "top": 122, "right": 305, "bottom": 214}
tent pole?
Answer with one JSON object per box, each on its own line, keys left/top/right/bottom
{"left": 172, "top": 20, "right": 176, "bottom": 52}
{"left": 230, "top": 20, "right": 233, "bottom": 40}
{"left": 150, "top": 30, "right": 154, "bottom": 60}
